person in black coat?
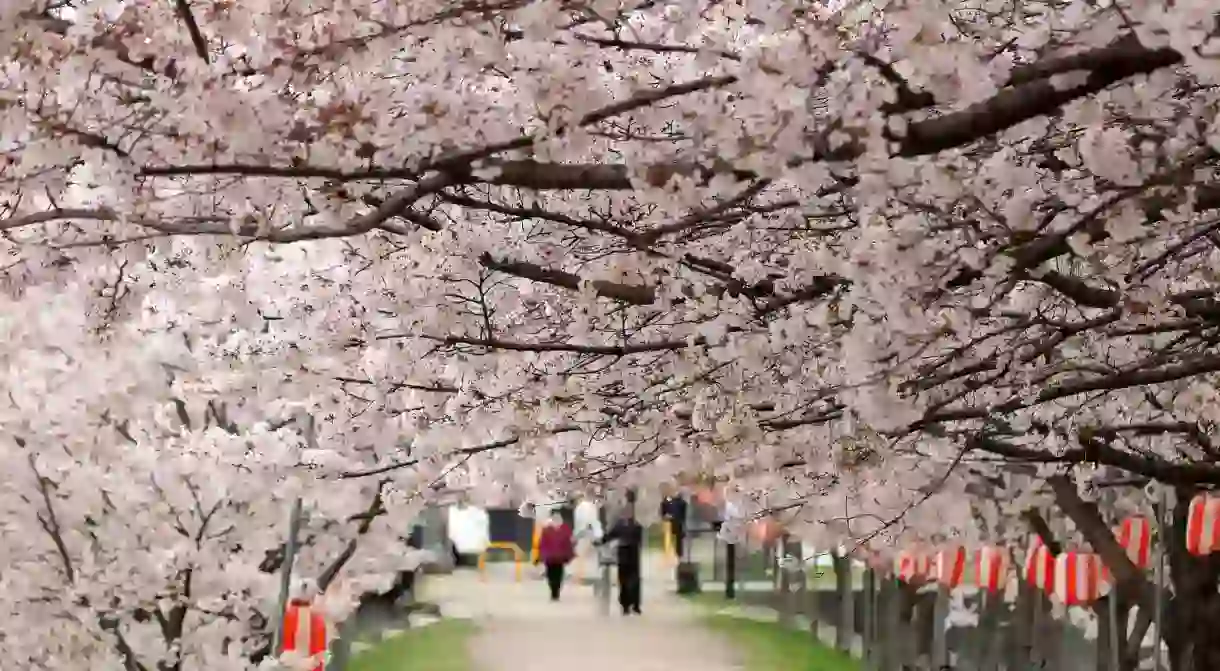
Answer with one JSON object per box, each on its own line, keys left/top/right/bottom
{"left": 660, "top": 491, "right": 688, "bottom": 559}
{"left": 598, "top": 511, "right": 644, "bottom": 615}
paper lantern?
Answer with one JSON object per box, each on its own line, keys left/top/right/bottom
{"left": 1186, "top": 494, "right": 1220, "bottom": 556}
{"left": 933, "top": 546, "right": 967, "bottom": 589}
{"left": 895, "top": 549, "right": 931, "bottom": 583}
{"left": 1024, "top": 536, "right": 1055, "bottom": 590}
{"left": 974, "top": 546, "right": 1009, "bottom": 593}
{"left": 1115, "top": 516, "right": 1153, "bottom": 568}
{"left": 1052, "top": 552, "right": 1110, "bottom": 605}
{"left": 694, "top": 487, "right": 719, "bottom": 506}
{"left": 282, "top": 598, "right": 327, "bottom": 671}
{"left": 749, "top": 518, "right": 784, "bottom": 544}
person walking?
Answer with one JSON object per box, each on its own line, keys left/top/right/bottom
{"left": 598, "top": 510, "right": 645, "bottom": 615}
{"left": 660, "top": 488, "right": 689, "bottom": 559}
{"left": 573, "top": 497, "right": 602, "bottom": 568}
{"left": 536, "top": 511, "right": 575, "bottom": 601}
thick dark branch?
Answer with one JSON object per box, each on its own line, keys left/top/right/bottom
{"left": 1046, "top": 474, "right": 1168, "bottom": 609}
{"left": 479, "top": 37, "right": 1187, "bottom": 182}
{"left": 316, "top": 485, "right": 384, "bottom": 592}
{"left": 478, "top": 252, "right": 657, "bottom": 304}
{"left": 479, "top": 251, "right": 845, "bottom": 312}
{"left": 26, "top": 451, "right": 76, "bottom": 584}
{"left": 332, "top": 376, "right": 460, "bottom": 394}
{"left": 128, "top": 35, "right": 1188, "bottom": 195}
{"left": 172, "top": 0, "right": 210, "bottom": 63}
{"left": 757, "top": 277, "right": 847, "bottom": 315}
{"left": 927, "top": 354, "right": 1220, "bottom": 424}
{"left": 896, "top": 38, "right": 1182, "bottom": 157}
{"left": 99, "top": 614, "right": 149, "bottom": 671}
{"left": 0, "top": 175, "right": 452, "bottom": 240}
{"left": 1035, "top": 270, "right": 1220, "bottom": 316}
{"left": 971, "top": 433, "right": 1220, "bottom": 486}
{"left": 1039, "top": 354, "right": 1220, "bottom": 402}
{"left": 1022, "top": 508, "right": 1063, "bottom": 555}
{"left": 857, "top": 52, "right": 937, "bottom": 113}
{"left": 403, "top": 334, "right": 702, "bottom": 355}
{"left": 439, "top": 192, "right": 637, "bottom": 239}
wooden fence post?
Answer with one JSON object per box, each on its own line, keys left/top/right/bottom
{"left": 835, "top": 551, "right": 855, "bottom": 654}
{"left": 1093, "top": 598, "right": 1112, "bottom": 671}
{"left": 862, "top": 568, "right": 879, "bottom": 670}
{"left": 778, "top": 541, "right": 794, "bottom": 628}
{"left": 975, "top": 590, "right": 1004, "bottom": 671}
{"left": 1007, "top": 583, "right": 1034, "bottom": 670}
{"left": 879, "top": 577, "right": 904, "bottom": 671}
{"left": 725, "top": 541, "right": 737, "bottom": 600}
{"left": 802, "top": 552, "right": 820, "bottom": 642}
{"left": 1041, "top": 599, "right": 1066, "bottom": 671}
{"left": 1024, "top": 586, "right": 1056, "bottom": 669}
{"left": 931, "top": 587, "right": 950, "bottom": 669}
{"left": 906, "top": 588, "right": 922, "bottom": 667}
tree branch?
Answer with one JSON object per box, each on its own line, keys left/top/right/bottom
{"left": 970, "top": 433, "right": 1220, "bottom": 486}
{"left": 0, "top": 175, "right": 452, "bottom": 240}
{"left": 27, "top": 452, "right": 76, "bottom": 584}
{"left": 1046, "top": 474, "right": 1169, "bottom": 610}
{"left": 336, "top": 426, "right": 581, "bottom": 479}
{"left": 316, "top": 484, "right": 384, "bottom": 592}
{"left": 172, "top": 0, "right": 210, "bottom": 63}
{"left": 895, "top": 38, "right": 1182, "bottom": 158}
{"left": 477, "top": 252, "right": 657, "bottom": 304}
{"left": 1022, "top": 508, "right": 1063, "bottom": 555}
{"left": 400, "top": 334, "right": 703, "bottom": 355}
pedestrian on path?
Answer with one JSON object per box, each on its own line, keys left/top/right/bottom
{"left": 660, "top": 487, "right": 689, "bottom": 559}
{"left": 536, "top": 512, "right": 575, "bottom": 601}
{"left": 598, "top": 510, "right": 644, "bottom": 615}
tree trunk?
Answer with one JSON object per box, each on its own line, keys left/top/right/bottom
{"left": 1165, "top": 487, "right": 1220, "bottom": 671}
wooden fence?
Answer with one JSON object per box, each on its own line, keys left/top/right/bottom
{"left": 685, "top": 532, "right": 1161, "bottom": 670}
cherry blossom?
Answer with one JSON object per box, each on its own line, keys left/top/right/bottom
{"left": 2, "top": 0, "right": 1220, "bottom": 668}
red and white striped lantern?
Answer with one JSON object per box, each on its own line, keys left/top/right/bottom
{"left": 1052, "top": 552, "right": 1110, "bottom": 605}
{"left": 974, "top": 546, "right": 1009, "bottom": 593}
{"left": 1115, "top": 516, "right": 1153, "bottom": 568}
{"left": 1186, "top": 494, "right": 1220, "bottom": 556}
{"left": 932, "top": 546, "right": 967, "bottom": 589}
{"left": 895, "top": 549, "right": 931, "bottom": 583}
{"left": 281, "top": 598, "right": 328, "bottom": 671}
{"left": 1024, "top": 536, "right": 1055, "bottom": 590}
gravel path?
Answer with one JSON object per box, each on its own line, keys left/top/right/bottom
{"left": 423, "top": 553, "right": 744, "bottom": 671}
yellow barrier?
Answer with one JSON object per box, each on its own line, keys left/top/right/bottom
{"left": 530, "top": 523, "right": 542, "bottom": 563}
{"left": 478, "top": 542, "right": 525, "bottom": 581}
{"left": 662, "top": 519, "right": 677, "bottom": 564}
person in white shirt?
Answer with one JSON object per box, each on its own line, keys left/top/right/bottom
{"left": 447, "top": 502, "right": 490, "bottom": 565}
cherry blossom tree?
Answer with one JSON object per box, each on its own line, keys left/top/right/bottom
{"left": 3, "top": 0, "right": 1220, "bottom": 668}
{"left": 0, "top": 255, "right": 452, "bottom": 669}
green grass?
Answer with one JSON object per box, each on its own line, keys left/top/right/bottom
{"left": 646, "top": 523, "right": 668, "bottom": 549}
{"left": 348, "top": 620, "right": 477, "bottom": 671}
{"left": 702, "top": 614, "right": 861, "bottom": 671}
{"left": 684, "top": 591, "right": 730, "bottom": 608}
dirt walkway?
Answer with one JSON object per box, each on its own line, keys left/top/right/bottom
{"left": 422, "top": 553, "right": 744, "bottom": 671}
